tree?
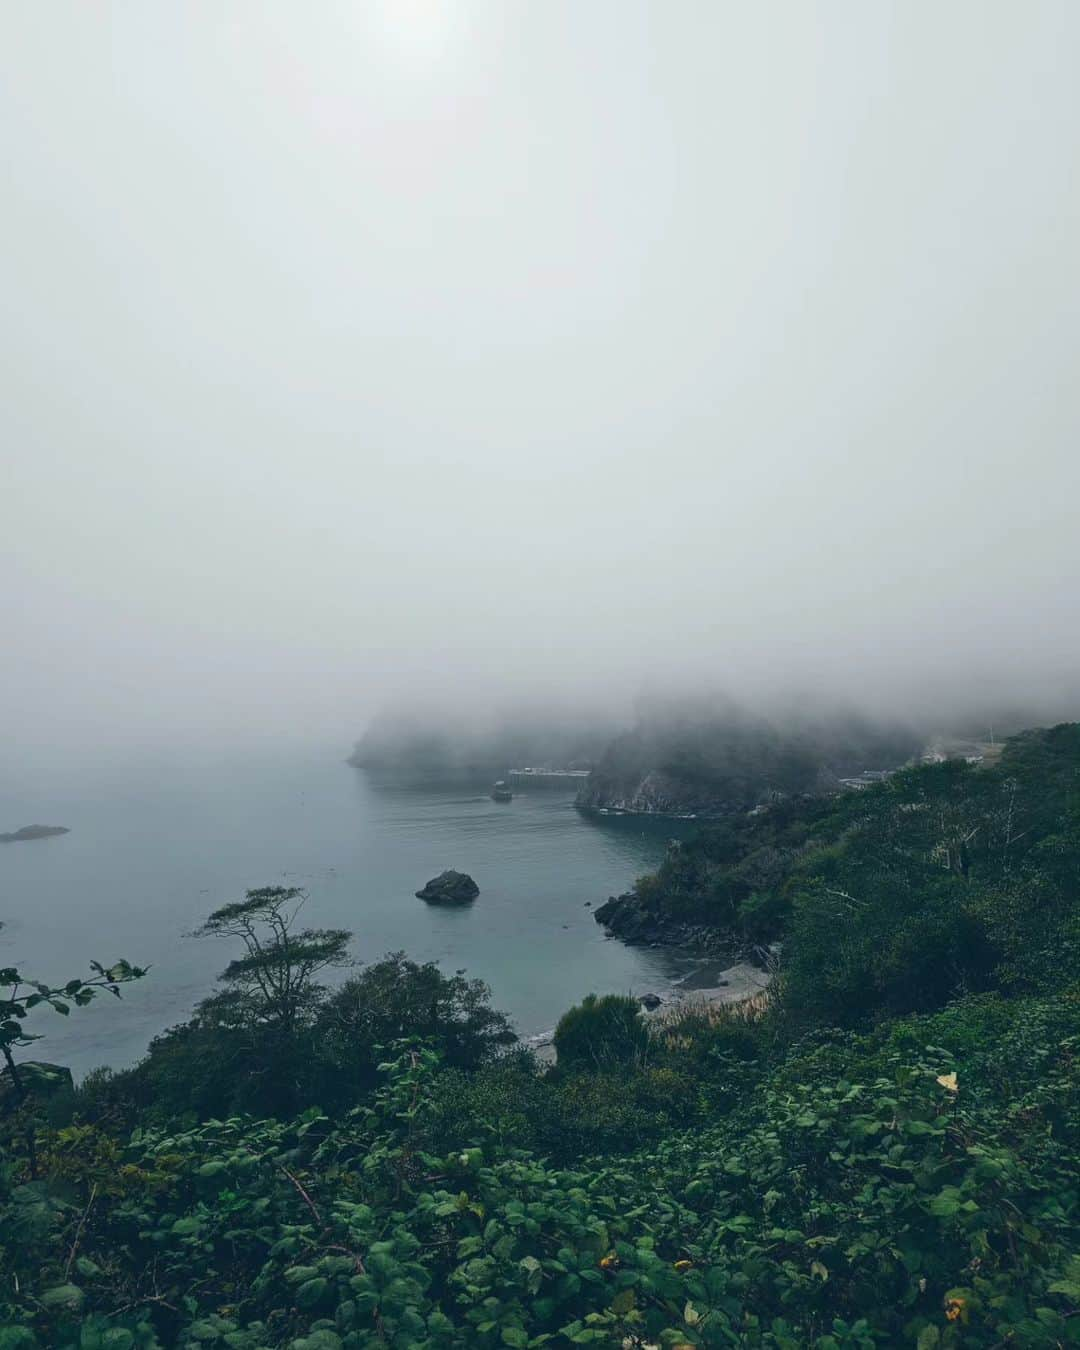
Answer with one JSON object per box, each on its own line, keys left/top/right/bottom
{"left": 316, "top": 952, "right": 515, "bottom": 1101}
{"left": 193, "top": 887, "right": 351, "bottom": 1033}
{"left": 129, "top": 887, "right": 356, "bottom": 1119}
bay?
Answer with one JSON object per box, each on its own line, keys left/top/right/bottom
{"left": 0, "top": 745, "right": 698, "bottom": 1076}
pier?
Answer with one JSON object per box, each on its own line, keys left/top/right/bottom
{"left": 508, "top": 767, "right": 591, "bottom": 788}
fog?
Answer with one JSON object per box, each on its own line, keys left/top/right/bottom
{"left": 3, "top": 1, "right": 1078, "bottom": 767}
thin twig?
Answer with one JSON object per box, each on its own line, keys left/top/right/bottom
{"left": 279, "top": 1164, "right": 323, "bottom": 1227}
{"left": 111, "top": 1293, "right": 180, "bottom": 1317}
{"left": 321, "top": 1241, "right": 367, "bottom": 1274}
{"left": 65, "top": 1182, "right": 98, "bottom": 1280}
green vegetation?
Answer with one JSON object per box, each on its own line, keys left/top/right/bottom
{"left": 3, "top": 723, "right": 1080, "bottom": 1346}
{"left": 635, "top": 724, "right": 1080, "bottom": 1003}
{"left": 553, "top": 995, "right": 649, "bottom": 1072}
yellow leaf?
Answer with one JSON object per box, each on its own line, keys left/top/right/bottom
{"left": 936, "top": 1072, "right": 958, "bottom": 1092}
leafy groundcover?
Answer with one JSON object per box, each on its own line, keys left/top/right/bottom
{"left": 4, "top": 993, "right": 1080, "bottom": 1349}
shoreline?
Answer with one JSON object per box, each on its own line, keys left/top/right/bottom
{"left": 524, "top": 955, "right": 772, "bottom": 1063}
{"left": 519, "top": 890, "right": 777, "bottom": 1064}
{"left": 592, "top": 889, "right": 751, "bottom": 959}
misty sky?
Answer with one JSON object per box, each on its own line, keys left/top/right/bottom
{"left": 3, "top": 1, "right": 1078, "bottom": 757}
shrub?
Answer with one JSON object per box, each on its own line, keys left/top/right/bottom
{"left": 553, "top": 993, "right": 648, "bottom": 1071}
{"left": 315, "top": 952, "right": 516, "bottom": 1106}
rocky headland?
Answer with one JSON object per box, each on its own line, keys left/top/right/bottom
{"left": 574, "top": 699, "right": 919, "bottom": 818}
{"left": 593, "top": 891, "right": 742, "bottom": 956}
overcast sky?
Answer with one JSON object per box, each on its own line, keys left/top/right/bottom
{"left": 3, "top": 1, "right": 1078, "bottom": 757}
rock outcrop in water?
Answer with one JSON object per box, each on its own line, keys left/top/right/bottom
{"left": 0, "top": 824, "right": 70, "bottom": 843}
{"left": 416, "top": 870, "right": 480, "bottom": 905}
{"left": 594, "top": 892, "right": 740, "bottom": 955}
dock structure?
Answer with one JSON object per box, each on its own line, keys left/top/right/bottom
{"left": 838, "top": 769, "right": 897, "bottom": 791}
{"left": 508, "top": 767, "right": 591, "bottom": 789}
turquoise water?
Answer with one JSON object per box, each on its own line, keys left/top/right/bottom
{"left": 0, "top": 747, "right": 697, "bottom": 1076}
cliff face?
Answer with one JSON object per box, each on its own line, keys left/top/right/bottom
{"left": 576, "top": 767, "right": 754, "bottom": 817}
{"left": 576, "top": 703, "right": 918, "bottom": 818}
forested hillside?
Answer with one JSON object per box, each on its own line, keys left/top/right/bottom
{"left": 3, "top": 725, "right": 1080, "bottom": 1348}
{"left": 604, "top": 723, "right": 1080, "bottom": 990}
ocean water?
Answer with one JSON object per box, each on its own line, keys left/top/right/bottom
{"left": 0, "top": 746, "right": 700, "bottom": 1076}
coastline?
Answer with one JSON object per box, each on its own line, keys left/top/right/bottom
{"left": 592, "top": 889, "right": 748, "bottom": 958}
{"left": 511, "top": 886, "right": 777, "bottom": 1065}
{"left": 524, "top": 957, "right": 772, "bottom": 1063}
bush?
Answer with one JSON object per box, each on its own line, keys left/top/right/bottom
{"left": 429, "top": 1050, "right": 550, "bottom": 1152}
{"left": 553, "top": 993, "right": 648, "bottom": 1071}
{"left": 782, "top": 875, "right": 1002, "bottom": 1028}
{"left": 315, "top": 952, "right": 516, "bottom": 1106}
{"left": 429, "top": 1056, "right": 699, "bottom": 1161}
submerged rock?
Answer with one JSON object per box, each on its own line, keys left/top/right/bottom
{"left": 416, "top": 870, "right": 480, "bottom": 905}
{"left": 0, "top": 824, "right": 70, "bottom": 843}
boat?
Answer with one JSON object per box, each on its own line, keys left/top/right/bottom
{"left": 490, "top": 780, "right": 513, "bottom": 802}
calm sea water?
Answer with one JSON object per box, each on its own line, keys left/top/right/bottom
{"left": 0, "top": 746, "right": 698, "bottom": 1076}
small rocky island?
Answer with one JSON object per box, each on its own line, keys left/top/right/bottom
{"left": 415, "top": 869, "right": 479, "bottom": 905}
{"left": 0, "top": 824, "right": 70, "bottom": 844}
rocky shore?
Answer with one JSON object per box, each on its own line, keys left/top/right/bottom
{"left": 593, "top": 890, "right": 742, "bottom": 958}
{"left": 524, "top": 961, "right": 773, "bottom": 1064}
{"left": 576, "top": 768, "right": 739, "bottom": 818}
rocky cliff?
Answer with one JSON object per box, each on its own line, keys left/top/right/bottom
{"left": 576, "top": 767, "right": 758, "bottom": 817}
{"left": 576, "top": 701, "right": 918, "bottom": 818}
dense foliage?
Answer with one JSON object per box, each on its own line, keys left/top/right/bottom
{"left": 71, "top": 912, "right": 514, "bottom": 1128}
{"left": 633, "top": 724, "right": 1080, "bottom": 1019}
{"left": 3, "top": 723, "right": 1080, "bottom": 1347}
{"left": 553, "top": 996, "right": 649, "bottom": 1072}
